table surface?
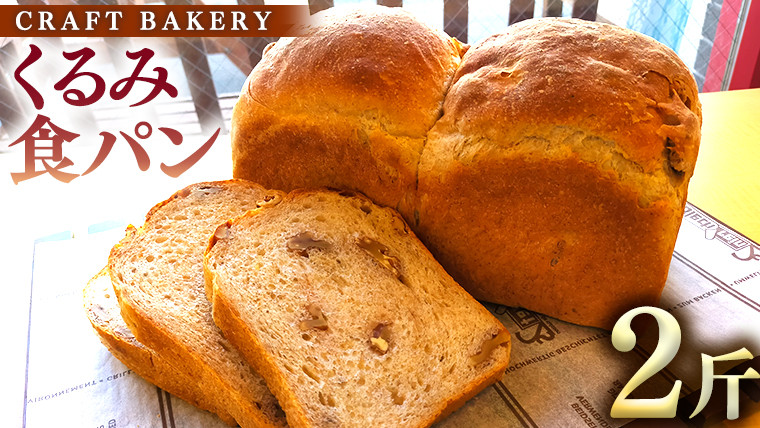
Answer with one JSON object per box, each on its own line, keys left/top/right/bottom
{"left": 2, "top": 88, "right": 759, "bottom": 427}
{"left": 687, "top": 88, "right": 760, "bottom": 244}
{"left": 695, "top": 91, "right": 760, "bottom": 428}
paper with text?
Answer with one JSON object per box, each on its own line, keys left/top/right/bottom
{"left": 22, "top": 203, "right": 760, "bottom": 427}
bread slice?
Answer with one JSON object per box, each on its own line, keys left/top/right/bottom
{"left": 108, "top": 180, "right": 287, "bottom": 428}
{"left": 83, "top": 268, "right": 237, "bottom": 425}
{"left": 204, "top": 189, "right": 511, "bottom": 428}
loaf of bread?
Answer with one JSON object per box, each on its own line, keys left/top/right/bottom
{"left": 204, "top": 189, "right": 511, "bottom": 428}
{"left": 416, "top": 18, "right": 701, "bottom": 328}
{"left": 231, "top": 10, "right": 702, "bottom": 329}
{"left": 231, "top": 5, "right": 464, "bottom": 219}
{"left": 83, "top": 268, "right": 237, "bottom": 426}
{"left": 108, "top": 180, "right": 287, "bottom": 428}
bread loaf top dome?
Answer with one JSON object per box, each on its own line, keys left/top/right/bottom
{"left": 242, "top": 6, "right": 464, "bottom": 138}
{"left": 432, "top": 18, "right": 701, "bottom": 205}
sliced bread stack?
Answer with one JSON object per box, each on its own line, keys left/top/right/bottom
{"left": 91, "top": 180, "right": 288, "bottom": 427}
{"left": 84, "top": 268, "right": 228, "bottom": 421}
{"left": 204, "top": 189, "right": 511, "bottom": 427}
{"left": 86, "top": 182, "right": 511, "bottom": 428}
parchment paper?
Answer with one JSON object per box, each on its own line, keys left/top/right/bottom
{"left": 21, "top": 202, "right": 760, "bottom": 427}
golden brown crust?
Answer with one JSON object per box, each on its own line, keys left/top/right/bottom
{"left": 231, "top": 14, "right": 702, "bottom": 330}
{"left": 446, "top": 18, "right": 701, "bottom": 178}
{"left": 416, "top": 18, "right": 701, "bottom": 329}
{"left": 245, "top": 6, "right": 461, "bottom": 137}
{"left": 231, "top": 6, "right": 463, "bottom": 218}
{"left": 417, "top": 157, "right": 677, "bottom": 328}
{"left": 429, "top": 355, "right": 510, "bottom": 425}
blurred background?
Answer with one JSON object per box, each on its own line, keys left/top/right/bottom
{"left": 0, "top": 0, "right": 758, "bottom": 144}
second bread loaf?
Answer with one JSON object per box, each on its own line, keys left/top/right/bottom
{"left": 416, "top": 18, "right": 702, "bottom": 328}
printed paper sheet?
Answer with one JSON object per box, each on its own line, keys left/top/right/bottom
{"left": 21, "top": 203, "right": 760, "bottom": 427}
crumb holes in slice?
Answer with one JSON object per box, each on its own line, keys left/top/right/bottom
{"left": 318, "top": 392, "right": 336, "bottom": 407}
{"left": 388, "top": 387, "right": 405, "bottom": 405}
{"left": 302, "top": 365, "right": 320, "bottom": 383}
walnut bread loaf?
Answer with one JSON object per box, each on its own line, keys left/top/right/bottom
{"left": 83, "top": 268, "right": 238, "bottom": 426}
{"left": 416, "top": 18, "right": 701, "bottom": 329}
{"left": 204, "top": 189, "right": 511, "bottom": 428}
{"left": 231, "top": 5, "right": 465, "bottom": 220}
{"left": 107, "top": 180, "right": 287, "bottom": 428}
{"left": 231, "top": 11, "right": 702, "bottom": 329}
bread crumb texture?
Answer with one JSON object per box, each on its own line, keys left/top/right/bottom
{"left": 205, "top": 190, "right": 511, "bottom": 428}
{"left": 108, "top": 180, "right": 287, "bottom": 428}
